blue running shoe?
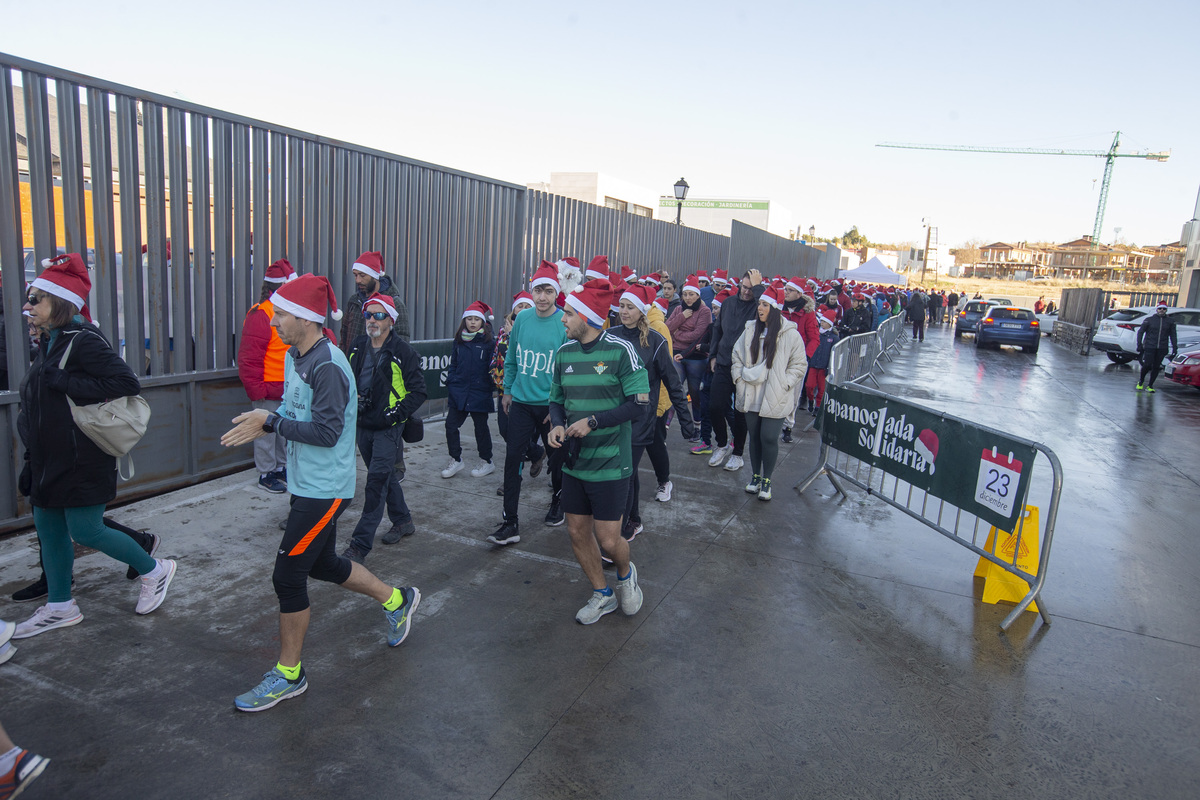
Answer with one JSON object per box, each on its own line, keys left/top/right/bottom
{"left": 385, "top": 587, "right": 421, "bottom": 647}
{"left": 234, "top": 666, "right": 307, "bottom": 712}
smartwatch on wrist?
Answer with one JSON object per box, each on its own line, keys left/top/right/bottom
{"left": 262, "top": 413, "right": 279, "bottom": 433}
{"left": 587, "top": 415, "right": 598, "bottom": 430}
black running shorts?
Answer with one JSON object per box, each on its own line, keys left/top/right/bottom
{"left": 273, "top": 495, "right": 353, "bottom": 613}
{"left": 560, "top": 472, "right": 628, "bottom": 522}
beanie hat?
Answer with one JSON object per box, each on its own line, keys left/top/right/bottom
{"left": 696, "top": 270, "right": 710, "bottom": 284}
{"left": 531, "top": 261, "right": 561, "bottom": 292}
{"left": 712, "top": 268, "right": 729, "bottom": 285}
{"left": 363, "top": 292, "right": 398, "bottom": 321}
{"left": 585, "top": 255, "right": 610, "bottom": 281}
{"left": 264, "top": 258, "right": 297, "bottom": 284}
{"left": 352, "top": 251, "right": 385, "bottom": 280}
{"left": 565, "top": 278, "right": 613, "bottom": 329}
{"left": 760, "top": 286, "right": 784, "bottom": 310}
{"left": 272, "top": 273, "right": 343, "bottom": 322}
{"left": 682, "top": 275, "right": 702, "bottom": 295}
{"left": 463, "top": 301, "right": 494, "bottom": 321}
{"left": 914, "top": 429, "right": 939, "bottom": 474}
{"left": 511, "top": 290, "right": 534, "bottom": 311}
{"left": 33, "top": 253, "right": 91, "bottom": 314}
{"left": 619, "top": 283, "right": 656, "bottom": 315}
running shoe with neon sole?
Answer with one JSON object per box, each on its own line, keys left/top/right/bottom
{"left": 690, "top": 442, "right": 713, "bottom": 455}
{"left": 0, "top": 748, "right": 49, "bottom": 799}
{"left": 12, "top": 602, "right": 83, "bottom": 639}
{"left": 385, "top": 587, "right": 421, "bottom": 647}
{"left": 234, "top": 666, "right": 308, "bottom": 712}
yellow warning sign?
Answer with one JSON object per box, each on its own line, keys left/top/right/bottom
{"left": 974, "top": 505, "right": 1040, "bottom": 612}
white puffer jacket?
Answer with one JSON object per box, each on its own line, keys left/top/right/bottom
{"left": 731, "top": 317, "right": 808, "bottom": 419}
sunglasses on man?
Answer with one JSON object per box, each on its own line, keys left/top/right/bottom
{"left": 364, "top": 310, "right": 391, "bottom": 321}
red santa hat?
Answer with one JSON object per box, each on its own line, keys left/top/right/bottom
{"left": 817, "top": 313, "right": 834, "bottom": 329}
{"left": 362, "top": 292, "right": 398, "bottom": 321}
{"left": 618, "top": 282, "right": 653, "bottom": 314}
{"left": 914, "top": 430, "right": 939, "bottom": 473}
{"left": 531, "top": 260, "right": 561, "bottom": 292}
{"left": 712, "top": 268, "right": 729, "bottom": 286}
{"left": 760, "top": 286, "right": 785, "bottom": 310}
{"left": 713, "top": 288, "right": 732, "bottom": 309}
{"left": 463, "top": 301, "right": 494, "bottom": 322}
{"left": 555, "top": 256, "right": 581, "bottom": 273}
{"left": 565, "top": 278, "right": 614, "bottom": 329}
{"left": 511, "top": 290, "right": 534, "bottom": 311}
{"left": 264, "top": 258, "right": 297, "bottom": 284}
{"left": 785, "top": 276, "right": 805, "bottom": 293}
{"left": 272, "top": 273, "right": 343, "bottom": 322}
{"left": 654, "top": 296, "right": 668, "bottom": 313}
{"left": 609, "top": 277, "right": 630, "bottom": 313}
{"left": 681, "top": 275, "right": 702, "bottom": 296}
{"left": 585, "top": 255, "right": 610, "bottom": 281}
{"left": 619, "top": 265, "right": 637, "bottom": 281}
{"left": 696, "top": 270, "right": 710, "bottom": 284}
{"left": 352, "top": 251, "right": 385, "bottom": 280}
{"left": 642, "top": 272, "right": 662, "bottom": 288}
{"left": 1157, "top": 300, "right": 1169, "bottom": 308}
{"left": 33, "top": 253, "right": 91, "bottom": 317}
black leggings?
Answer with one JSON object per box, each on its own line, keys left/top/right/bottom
{"left": 1139, "top": 348, "right": 1169, "bottom": 387}
{"left": 746, "top": 412, "right": 785, "bottom": 481}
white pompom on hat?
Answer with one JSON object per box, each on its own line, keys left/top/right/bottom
{"left": 272, "top": 273, "right": 343, "bottom": 322}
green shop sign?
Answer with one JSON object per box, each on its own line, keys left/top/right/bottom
{"left": 409, "top": 339, "right": 454, "bottom": 401}
{"left": 820, "top": 383, "right": 1036, "bottom": 532}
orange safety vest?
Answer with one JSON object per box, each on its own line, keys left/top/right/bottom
{"left": 255, "top": 300, "right": 288, "bottom": 384}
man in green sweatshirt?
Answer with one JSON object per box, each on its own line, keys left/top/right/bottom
{"left": 489, "top": 261, "right": 569, "bottom": 545}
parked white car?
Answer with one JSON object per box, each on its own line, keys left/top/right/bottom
{"left": 1092, "top": 306, "right": 1200, "bottom": 364}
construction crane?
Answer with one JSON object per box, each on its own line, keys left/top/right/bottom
{"left": 877, "top": 132, "right": 1170, "bottom": 246}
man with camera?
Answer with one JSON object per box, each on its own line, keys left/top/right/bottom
{"left": 345, "top": 293, "right": 427, "bottom": 562}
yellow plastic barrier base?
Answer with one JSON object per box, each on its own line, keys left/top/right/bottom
{"left": 974, "top": 505, "right": 1040, "bottom": 612}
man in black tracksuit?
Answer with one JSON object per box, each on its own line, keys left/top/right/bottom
{"left": 1135, "top": 303, "right": 1178, "bottom": 392}
{"left": 707, "top": 269, "right": 765, "bottom": 470}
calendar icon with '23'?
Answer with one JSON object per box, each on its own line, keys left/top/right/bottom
{"left": 975, "top": 447, "right": 1023, "bottom": 519}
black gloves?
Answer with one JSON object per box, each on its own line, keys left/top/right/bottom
{"left": 41, "top": 363, "right": 70, "bottom": 393}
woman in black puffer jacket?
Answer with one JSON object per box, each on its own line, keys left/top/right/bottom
{"left": 11, "top": 254, "right": 176, "bottom": 641}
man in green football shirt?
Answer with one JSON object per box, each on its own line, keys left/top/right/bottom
{"left": 548, "top": 278, "right": 651, "bottom": 624}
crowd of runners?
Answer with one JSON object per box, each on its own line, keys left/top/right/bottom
{"left": 0, "top": 250, "right": 946, "bottom": 794}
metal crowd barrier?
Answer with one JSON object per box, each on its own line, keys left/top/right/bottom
{"left": 795, "top": 382, "right": 1063, "bottom": 633}
{"left": 876, "top": 314, "right": 908, "bottom": 362}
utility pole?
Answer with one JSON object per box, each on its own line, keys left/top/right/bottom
{"left": 920, "top": 223, "right": 933, "bottom": 285}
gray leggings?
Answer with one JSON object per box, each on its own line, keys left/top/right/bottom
{"left": 745, "top": 412, "right": 785, "bottom": 480}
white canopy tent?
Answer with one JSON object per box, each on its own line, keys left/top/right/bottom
{"left": 840, "top": 256, "right": 908, "bottom": 286}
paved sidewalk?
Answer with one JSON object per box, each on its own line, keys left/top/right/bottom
{"left": 2, "top": 323, "right": 1198, "bottom": 799}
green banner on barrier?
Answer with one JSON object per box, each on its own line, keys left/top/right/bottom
{"left": 820, "top": 383, "right": 1036, "bottom": 532}
{"left": 410, "top": 339, "right": 455, "bottom": 401}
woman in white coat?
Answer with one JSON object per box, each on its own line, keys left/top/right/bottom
{"left": 731, "top": 286, "right": 808, "bottom": 500}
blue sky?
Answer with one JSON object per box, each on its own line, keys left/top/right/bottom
{"left": 2, "top": 0, "right": 1195, "bottom": 249}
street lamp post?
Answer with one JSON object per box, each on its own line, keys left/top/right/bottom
{"left": 808, "top": 225, "right": 815, "bottom": 243}
{"left": 673, "top": 177, "right": 689, "bottom": 225}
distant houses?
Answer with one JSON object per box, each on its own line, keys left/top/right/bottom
{"left": 967, "top": 236, "right": 1183, "bottom": 283}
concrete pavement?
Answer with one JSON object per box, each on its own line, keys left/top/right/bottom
{"left": 2, "top": 320, "right": 1198, "bottom": 799}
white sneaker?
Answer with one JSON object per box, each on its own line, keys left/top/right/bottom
{"left": 441, "top": 458, "right": 465, "bottom": 478}
{"left": 470, "top": 459, "right": 496, "bottom": 478}
{"left": 655, "top": 481, "right": 673, "bottom": 502}
{"left": 13, "top": 601, "right": 83, "bottom": 639}
{"left": 575, "top": 590, "right": 619, "bottom": 624}
{"left": 0, "top": 641, "right": 15, "bottom": 665}
{"left": 708, "top": 444, "right": 732, "bottom": 467}
{"left": 615, "top": 562, "right": 644, "bottom": 615}
{"left": 136, "top": 559, "right": 176, "bottom": 615}
{"left": 0, "top": 620, "right": 13, "bottom": 647}
{"left": 723, "top": 454, "right": 745, "bottom": 472}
